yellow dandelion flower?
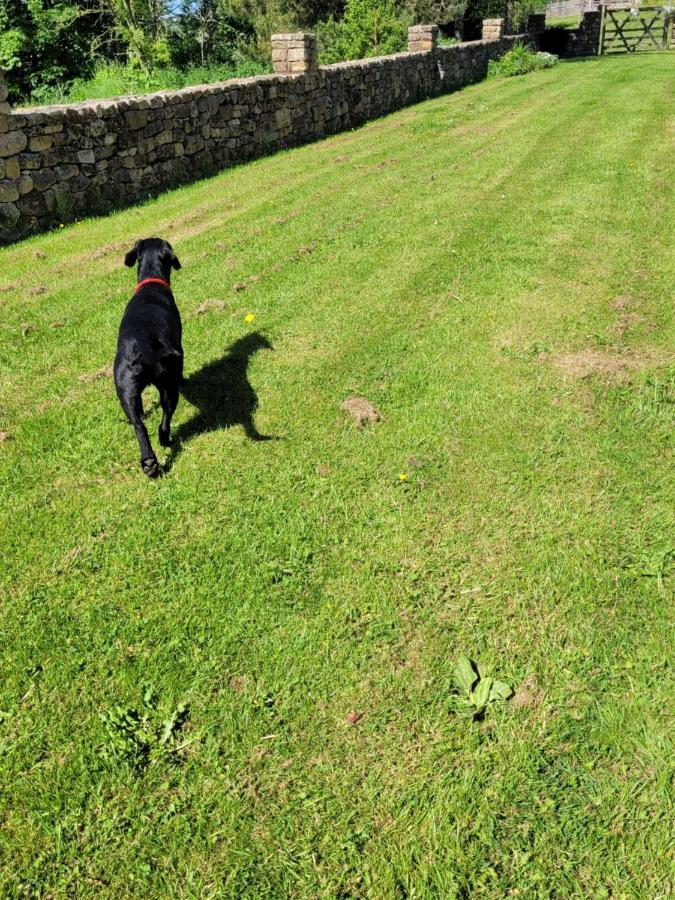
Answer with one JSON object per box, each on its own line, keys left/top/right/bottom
{"left": 59, "top": 223, "right": 65, "bottom": 229}
{"left": 398, "top": 473, "right": 408, "bottom": 481}
{"left": 244, "top": 313, "right": 255, "bottom": 323}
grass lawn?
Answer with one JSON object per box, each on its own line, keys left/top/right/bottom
{"left": 1, "top": 53, "right": 673, "bottom": 897}
{"left": 546, "top": 15, "right": 580, "bottom": 28}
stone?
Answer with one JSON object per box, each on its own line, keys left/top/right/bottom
{"left": 0, "top": 201, "right": 19, "bottom": 226}
{"left": 4, "top": 156, "right": 20, "bottom": 179}
{"left": 18, "top": 174, "right": 33, "bottom": 195}
{"left": 54, "top": 164, "right": 79, "bottom": 180}
{"left": 125, "top": 109, "right": 147, "bottom": 130}
{"left": 18, "top": 191, "right": 48, "bottom": 216}
{"left": 29, "top": 135, "right": 52, "bottom": 151}
{"left": 32, "top": 168, "right": 56, "bottom": 190}
{"left": 0, "top": 179, "right": 19, "bottom": 202}
{"left": 76, "top": 149, "right": 95, "bottom": 164}
{"left": 0, "top": 130, "right": 27, "bottom": 158}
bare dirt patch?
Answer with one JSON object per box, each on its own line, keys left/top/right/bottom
{"left": 341, "top": 397, "right": 384, "bottom": 428}
{"left": 92, "top": 241, "right": 127, "bottom": 260}
{"left": 611, "top": 295, "right": 632, "bottom": 311}
{"left": 26, "top": 285, "right": 47, "bottom": 297}
{"left": 230, "top": 675, "right": 248, "bottom": 694}
{"left": 608, "top": 311, "right": 643, "bottom": 339}
{"left": 0, "top": 431, "right": 12, "bottom": 442}
{"left": 552, "top": 349, "right": 664, "bottom": 383}
{"left": 512, "top": 674, "right": 545, "bottom": 710}
{"left": 78, "top": 365, "right": 113, "bottom": 384}
{"left": 196, "top": 298, "right": 227, "bottom": 315}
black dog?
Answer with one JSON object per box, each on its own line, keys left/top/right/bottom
{"left": 114, "top": 237, "right": 183, "bottom": 477}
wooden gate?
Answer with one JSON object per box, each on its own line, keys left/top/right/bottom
{"left": 599, "top": 5, "right": 674, "bottom": 53}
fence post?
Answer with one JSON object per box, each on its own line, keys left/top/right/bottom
{"left": 408, "top": 24, "right": 439, "bottom": 52}
{"left": 271, "top": 33, "right": 318, "bottom": 74}
{"left": 482, "top": 19, "right": 505, "bottom": 41}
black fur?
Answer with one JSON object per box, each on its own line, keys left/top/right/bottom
{"left": 114, "top": 237, "right": 183, "bottom": 477}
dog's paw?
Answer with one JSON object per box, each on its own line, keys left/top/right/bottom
{"left": 141, "top": 457, "right": 161, "bottom": 478}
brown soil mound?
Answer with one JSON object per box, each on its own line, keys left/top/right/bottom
{"left": 341, "top": 396, "right": 383, "bottom": 427}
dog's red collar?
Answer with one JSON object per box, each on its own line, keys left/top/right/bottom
{"left": 135, "top": 277, "right": 170, "bottom": 294}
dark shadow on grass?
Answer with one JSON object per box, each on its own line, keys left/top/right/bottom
{"left": 164, "top": 331, "right": 278, "bottom": 470}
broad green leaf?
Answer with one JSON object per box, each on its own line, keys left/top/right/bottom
{"left": 489, "top": 680, "right": 513, "bottom": 702}
{"left": 453, "top": 655, "right": 478, "bottom": 696}
{"left": 471, "top": 677, "right": 492, "bottom": 710}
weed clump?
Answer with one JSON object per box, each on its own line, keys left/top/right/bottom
{"left": 488, "top": 45, "right": 558, "bottom": 78}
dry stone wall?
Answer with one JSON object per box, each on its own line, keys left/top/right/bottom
{"left": 561, "top": 10, "right": 601, "bottom": 55}
{"left": 0, "top": 30, "right": 528, "bottom": 244}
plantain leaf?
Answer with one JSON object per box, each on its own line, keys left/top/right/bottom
{"left": 453, "top": 655, "right": 479, "bottom": 696}
{"left": 489, "top": 680, "right": 513, "bottom": 702}
{"left": 471, "top": 677, "right": 492, "bottom": 710}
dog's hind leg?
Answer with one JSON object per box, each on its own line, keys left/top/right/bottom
{"left": 117, "top": 381, "right": 160, "bottom": 478}
{"left": 158, "top": 380, "right": 180, "bottom": 448}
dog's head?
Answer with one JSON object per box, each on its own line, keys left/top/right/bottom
{"left": 125, "top": 237, "right": 181, "bottom": 280}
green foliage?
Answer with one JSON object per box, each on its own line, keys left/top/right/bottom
{"left": 100, "top": 687, "right": 190, "bottom": 771}
{"left": 450, "top": 655, "right": 513, "bottom": 719}
{"left": 487, "top": 44, "right": 558, "bottom": 77}
{"left": 0, "top": 0, "right": 109, "bottom": 101}
{"left": 403, "top": 0, "right": 467, "bottom": 26}
{"left": 317, "top": 0, "right": 409, "bottom": 64}
{"left": 29, "top": 58, "right": 270, "bottom": 105}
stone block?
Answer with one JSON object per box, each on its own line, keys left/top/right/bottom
{"left": 0, "top": 201, "right": 20, "bottom": 226}
{"left": 5, "top": 156, "right": 20, "bottom": 179}
{"left": 126, "top": 109, "right": 148, "bottom": 130}
{"left": 29, "top": 134, "right": 52, "bottom": 151}
{"left": 76, "top": 149, "right": 95, "bottom": 164}
{"left": 0, "top": 179, "right": 19, "bottom": 202}
{"left": 0, "top": 130, "right": 27, "bottom": 158}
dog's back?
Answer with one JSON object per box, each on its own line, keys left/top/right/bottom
{"left": 116, "top": 286, "right": 182, "bottom": 387}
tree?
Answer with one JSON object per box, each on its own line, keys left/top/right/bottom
{"left": 104, "top": 0, "right": 171, "bottom": 73}
{"left": 0, "top": 0, "right": 111, "bottom": 100}
{"left": 317, "top": 0, "right": 409, "bottom": 63}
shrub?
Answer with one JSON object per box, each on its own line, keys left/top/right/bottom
{"left": 317, "top": 0, "right": 409, "bottom": 64}
{"left": 487, "top": 44, "right": 558, "bottom": 78}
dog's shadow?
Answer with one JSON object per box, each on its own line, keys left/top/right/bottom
{"left": 165, "top": 332, "right": 277, "bottom": 469}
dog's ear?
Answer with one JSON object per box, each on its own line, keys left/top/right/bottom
{"left": 170, "top": 251, "right": 181, "bottom": 271}
{"left": 124, "top": 243, "right": 139, "bottom": 268}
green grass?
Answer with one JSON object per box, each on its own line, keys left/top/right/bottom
{"left": 25, "top": 60, "right": 271, "bottom": 107}
{"left": 546, "top": 14, "right": 580, "bottom": 28}
{"left": 1, "top": 53, "right": 674, "bottom": 897}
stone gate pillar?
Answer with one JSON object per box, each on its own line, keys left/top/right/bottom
{"left": 408, "top": 24, "right": 439, "bottom": 52}
{"left": 271, "top": 33, "right": 318, "bottom": 74}
{"left": 482, "top": 19, "right": 505, "bottom": 41}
